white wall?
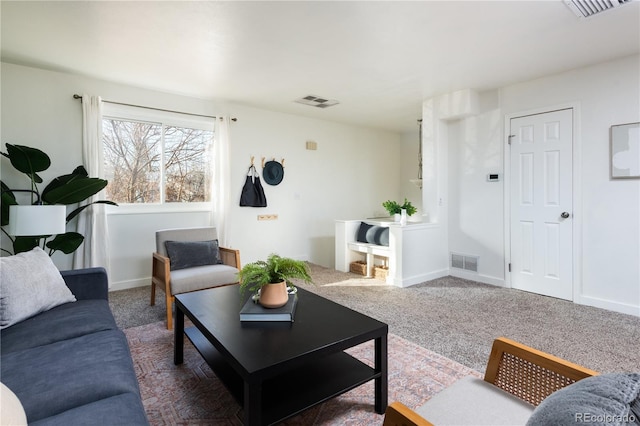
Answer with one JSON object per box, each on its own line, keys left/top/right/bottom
{"left": 499, "top": 55, "right": 640, "bottom": 315}
{"left": 1, "top": 62, "right": 401, "bottom": 289}
{"left": 439, "top": 55, "right": 640, "bottom": 315}
{"left": 447, "top": 90, "right": 505, "bottom": 285}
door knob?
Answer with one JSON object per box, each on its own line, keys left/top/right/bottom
{"left": 561, "top": 212, "right": 570, "bottom": 219}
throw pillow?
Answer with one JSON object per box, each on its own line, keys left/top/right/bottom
{"left": 165, "top": 240, "right": 222, "bottom": 271}
{"left": 356, "top": 222, "right": 373, "bottom": 243}
{"left": 526, "top": 373, "right": 640, "bottom": 426}
{"left": 356, "top": 222, "right": 390, "bottom": 246}
{"left": 0, "top": 382, "right": 27, "bottom": 425}
{"left": 0, "top": 247, "right": 76, "bottom": 330}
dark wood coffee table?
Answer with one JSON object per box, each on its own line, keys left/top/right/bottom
{"left": 174, "top": 284, "right": 388, "bottom": 426}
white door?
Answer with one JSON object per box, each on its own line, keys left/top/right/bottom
{"left": 510, "top": 109, "right": 573, "bottom": 300}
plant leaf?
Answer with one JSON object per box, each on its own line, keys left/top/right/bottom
{"left": 46, "top": 232, "right": 84, "bottom": 254}
{"left": 65, "top": 200, "right": 118, "bottom": 222}
{"left": 42, "top": 167, "right": 91, "bottom": 199}
{"left": 5, "top": 144, "right": 51, "bottom": 177}
{"left": 1, "top": 181, "right": 17, "bottom": 227}
{"left": 13, "top": 236, "right": 40, "bottom": 254}
{"left": 72, "top": 166, "right": 89, "bottom": 177}
{"left": 42, "top": 177, "right": 107, "bottom": 205}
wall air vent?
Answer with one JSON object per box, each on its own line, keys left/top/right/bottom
{"left": 451, "top": 253, "right": 479, "bottom": 273}
{"left": 294, "top": 95, "right": 339, "bottom": 109}
{"left": 564, "top": 0, "right": 634, "bottom": 18}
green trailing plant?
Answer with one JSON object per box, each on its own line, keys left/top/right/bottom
{"left": 1, "top": 143, "right": 117, "bottom": 256}
{"left": 382, "top": 198, "right": 417, "bottom": 216}
{"left": 237, "top": 253, "right": 313, "bottom": 297}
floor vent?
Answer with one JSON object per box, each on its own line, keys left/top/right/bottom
{"left": 451, "top": 253, "right": 479, "bottom": 273}
{"left": 564, "top": 0, "right": 634, "bottom": 18}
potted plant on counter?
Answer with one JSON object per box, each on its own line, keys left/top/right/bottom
{"left": 382, "top": 198, "right": 417, "bottom": 222}
{"left": 237, "top": 253, "right": 313, "bottom": 308}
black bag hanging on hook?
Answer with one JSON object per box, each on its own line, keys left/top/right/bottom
{"left": 239, "top": 165, "right": 267, "bottom": 207}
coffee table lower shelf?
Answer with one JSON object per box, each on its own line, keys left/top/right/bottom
{"left": 185, "top": 326, "right": 380, "bottom": 425}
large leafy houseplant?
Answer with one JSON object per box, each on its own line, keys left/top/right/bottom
{"left": 237, "top": 253, "right": 313, "bottom": 297}
{"left": 1, "top": 144, "right": 117, "bottom": 256}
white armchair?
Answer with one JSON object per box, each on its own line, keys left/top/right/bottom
{"left": 151, "top": 227, "right": 241, "bottom": 329}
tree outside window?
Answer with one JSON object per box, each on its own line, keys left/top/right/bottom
{"left": 102, "top": 118, "right": 213, "bottom": 204}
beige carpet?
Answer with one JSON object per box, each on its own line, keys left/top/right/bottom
{"left": 111, "top": 263, "right": 640, "bottom": 374}
{"left": 124, "top": 321, "right": 480, "bottom": 425}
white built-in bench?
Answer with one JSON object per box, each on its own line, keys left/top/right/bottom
{"left": 346, "top": 240, "right": 391, "bottom": 278}
{"left": 335, "top": 219, "right": 445, "bottom": 287}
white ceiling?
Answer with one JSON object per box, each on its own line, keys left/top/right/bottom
{"left": 2, "top": 1, "right": 639, "bottom": 132}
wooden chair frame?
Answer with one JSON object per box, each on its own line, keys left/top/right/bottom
{"left": 383, "top": 337, "right": 598, "bottom": 426}
{"left": 151, "top": 247, "right": 241, "bottom": 330}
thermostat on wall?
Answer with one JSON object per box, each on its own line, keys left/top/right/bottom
{"left": 487, "top": 173, "right": 501, "bottom": 182}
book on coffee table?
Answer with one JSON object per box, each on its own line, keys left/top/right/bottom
{"left": 239, "top": 294, "right": 298, "bottom": 322}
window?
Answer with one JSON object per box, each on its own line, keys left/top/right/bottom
{"left": 102, "top": 104, "right": 214, "bottom": 205}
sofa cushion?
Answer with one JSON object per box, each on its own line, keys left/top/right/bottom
{"left": 526, "top": 373, "right": 640, "bottom": 426}
{"left": 29, "top": 393, "right": 148, "bottom": 426}
{"left": 1, "top": 300, "right": 117, "bottom": 355}
{"left": 415, "top": 376, "right": 535, "bottom": 425}
{"left": 170, "top": 264, "right": 239, "bottom": 294}
{"left": 1, "top": 382, "right": 27, "bottom": 426}
{"left": 0, "top": 247, "right": 76, "bottom": 329}
{"left": 1, "top": 329, "right": 142, "bottom": 423}
{"left": 165, "top": 239, "right": 222, "bottom": 270}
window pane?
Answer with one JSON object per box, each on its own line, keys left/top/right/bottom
{"left": 103, "top": 118, "right": 162, "bottom": 203}
{"left": 164, "top": 126, "right": 213, "bottom": 203}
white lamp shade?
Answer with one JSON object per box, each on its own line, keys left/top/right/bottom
{"left": 8, "top": 205, "right": 67, "bottom": 236}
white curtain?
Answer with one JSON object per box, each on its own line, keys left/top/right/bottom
{"left": 73, "top": 95, "right": 110, "bottom": 276}
{"left": 213, "top": 116, "right": 231, "bottom": 247}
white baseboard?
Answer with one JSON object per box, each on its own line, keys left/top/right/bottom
{"left": 393, "top": 269, "right": 449, "bottom": 288}
{"left": 449, "top": 269, "right": 506, "bottom": 288}
{"left": 577, "top": 295, "right": 640, "bottom": 317}
{"left": 109, "top": 277, "right": 150, "bottom": 292}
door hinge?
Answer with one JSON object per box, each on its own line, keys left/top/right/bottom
{"left": 508, "top": 135, "right": 515, "bottom": 145}
{"left": 508, "top": 263, "right": 511, "bottom": 272}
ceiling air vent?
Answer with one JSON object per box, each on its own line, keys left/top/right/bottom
{"left": 294, "top": 95, "right": 339, "bottom": 109}
{"left": 564, "top": 0, "right": 634, "bottom": 18}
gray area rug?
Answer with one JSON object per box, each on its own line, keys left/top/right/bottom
{"left": 109, "top": 263, "right": 640, "bottom": 374}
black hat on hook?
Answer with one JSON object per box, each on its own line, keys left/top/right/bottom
{"left": 263, "top": 160, "right": 284, "bottom": 186}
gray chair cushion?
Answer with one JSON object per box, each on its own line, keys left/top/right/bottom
{"left": 165, "top": 239, "right": 222, "bottom": 270}
{"left": 526, "top": 373, "right": 640, "bottom": 426}
{"left": 415, "top": 376, "right": 535, "bottom": 425}
{"left": 170, "top": 264, "right": 239, "bottom": 295}
{"left": 156, "top": 227, "right": 218, "bottom": 257}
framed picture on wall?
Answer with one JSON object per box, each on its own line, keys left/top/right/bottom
{"left": 610, "top": 122, "right": 640, "bottom": 179}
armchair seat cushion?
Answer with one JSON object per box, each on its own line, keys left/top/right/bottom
{"left": 415, "top": 376, "right": 535, "bottom": 425}
{"left": 170, "top": 264, "right": 239, "bottom": 295}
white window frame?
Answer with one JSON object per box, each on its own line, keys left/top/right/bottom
{"left": 102, "top": 103, "right": 215, "bottom": 215}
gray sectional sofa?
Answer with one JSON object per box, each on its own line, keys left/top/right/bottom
{"left": 0, "top": 267, "right": 148, "bottom": 425}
